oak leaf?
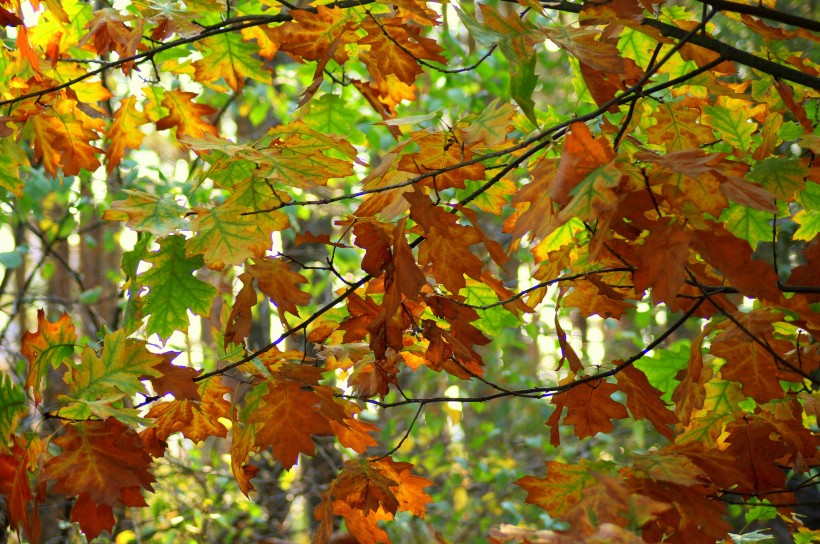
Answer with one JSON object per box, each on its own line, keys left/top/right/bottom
{"left": 44, "top": 420, "right": 154, "bottom": 536}
{"left": 145, "top": 378, "right": 231, "bottom": 444}
{"left": 60, "top": 330, "right": 165, "bottom": 419}
{"left": 141, "top": 235, "right": 218, "bottom": 340}
{"left": 103, "top": 189, "right": 188, "bottom": 236}
{"left": 314, "top": 457, "right": 432, "bottom": 544}
{"left": 270, "top": 7, "right": 357, "bottom": 64}
{"left": 615, "top": 365, "right": 678, "bottom": 440}
{"left": 105, "top": 96, "right": 149, "bottom": 173}
{"left": 155, "top": 89, "right": 218, "bottom": 139}
{"left": 193, "top": 30, "right": 271, "bottom": 92}
{"left": 22, "top": 309, "right": 77, "bottom": 404}
{"left": 548, "top": 379, "right": 629, "bottom": 444}
{"left": 248, "top": 380, "right": 334, "bottom": 468}
{"left": 247, "top": 256, "right": 311, "bottom": 319}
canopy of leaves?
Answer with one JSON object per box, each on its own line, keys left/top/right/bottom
{"left": 0, "top": 0, "right": 818, "bottom": 543}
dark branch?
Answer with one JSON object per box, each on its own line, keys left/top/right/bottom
{"left": 693, "top": 0, "right": 820, "bottom": 32}
{"left": 641, "top": 18, "right": 820, "bottom": 90}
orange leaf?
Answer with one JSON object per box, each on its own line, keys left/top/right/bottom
{"left": 552, "top": 122, "right": 613, "bottom": 206}
{"left": 383, "top": 219, "right": 427, "bottom": 322}
{"left": 155, "top": 89, "right": 217, "bottom": 139}
{"left": 630, "top": 218, "right": 692, "bottom": 306}
{"left": 146, "top": 353, "right": 201, "bottom": 401}
{"left": 145, "top": 378, "right": 230, "bottom": 444}
{"left": 690, "top": 221, "right": 785, "bottom": 305}
{"left": 0, "top": 437, "right": 41, "bottom": 542}
{"left": 396, "top": 131, "right": 485, "bottom": 190}
{"left": 314, "top": 457, "right": 432, "bottom": 544}
{"left": 247, "top": 256, "right": 311, "bottom": 318}
{"left": 271, "top": 7, "right": 357, "bottom": 64}
{"left": 360, "top": 16, "right": 446, "bottom": 86}
{"left": 248, "top": 380, "right": 334, "bottom": 468}
{"left": 70, "top": 493, "right": 115, "bottom": 541}
{"left": 30, "top": 98, "right": 104, "bottom": 176}
{"left": 105, "top": 96, "right": 148, "bottom": 174}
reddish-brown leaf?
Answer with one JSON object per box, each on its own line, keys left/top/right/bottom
{"left": 616, "top": 365, "right": 678, "bottom": 440}
{"left": 45, "top": 419, "right": 154, "bottom": 538}
{"left": 146, "top": 352, "right": 200, "bottom": 400}
{"left": 549, "top": 379, "right": 629, "bottom": 443}
{"left": 224, "top": 272, "right": 257, "bottom": 348}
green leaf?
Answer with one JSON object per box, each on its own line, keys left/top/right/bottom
{"left": 721, "top": 203, "right": 771, "bottom": 248}
{"left": 141, "top": 235, "right": 218, "bottom": 341}
{"left": 511, "top": 54, "right": 538, "bottom": 126}
{"left": 454, "top": 7, "right": 499, "bottom": 48}
{"left": 617, "top": 27, "right": 656, "bottom": 69}
{"left": 747, "top": 158, "right": 806, "bottom": 201}
{"left": 635, "top": 343, "right": 688, "bottom": 403}
{"left": 193, "top": 29, "right": 272, "bottom": 92}
{"left": 120, "top": 234, "right": 152, "bottom": 334}
{"left": 793, "top": 209, "right": 820, "bottom": 241}
{"left": 701, "top": 104, "right": 757, "bottom": 151}
{"left": 0, "top": 373, "right": 26, "bottom": 446}
{"left": 300, "top": 92, "right": 363, "bottom": 141}
{"left": 793, "top": 181, "right": 820, "bottom": 241}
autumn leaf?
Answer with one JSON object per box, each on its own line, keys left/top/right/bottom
{"left": 271, "top": 6, "right": 357, "bottom": 64}
{"left": 105, "top": 96, "right": 149, "bottom": 173}
{"left": 59, "top": 330, "right": 165, "bottom": 420}
{"left": 246, "top": 256, "right": 311, "bottom": 319}
{"left": 22, "top": 309, "right": 77, "bottom": 405}
{"left": 616, "top": 365, "right": 678, "bottom": 440}
{"left": 193, "top": 30, "right": 271, "bottom": 92}
{"left": 248, "top": 379, "right": 334, "bottom": 468}
{"left": 186, "top": 203, "right": 271, "bottom": 270}
{"left": 360, "top": 16, "right": 446, "bottom": 86}
{"left": 629, "top": 218, "right": 692, "bottom": 306}
{"left": 314, "top": 457, "right": 432, "bottom": 544}
{"left": 45, "top": 419, "right": 154, "bottom": 537}
{"left": 103, "top": 189, "right": 188, "bottom": 236}
{"left": 147, "top": 353, "right": 201, "bottom": 401}
{"left": 648, "top": 103, "right": 715, "bottom": 152}
{"left": 30, "top": 98, "right": 104, "bottom": 175}
{"left": 145, "top": 378, "right": 231, "bottom": 444}
{"left": 224, "top": 271, "right": 257, "bottom": 348}
{"left": 0, "top": 437, "right": 40, "bottom": 542}
{"left": 517, "top": 460, "right": 601, "bottom": 519}
{"left": 548, "top": 379, "right": 629, "bottom": 444}
{"left": 155, "top": 89, "right": 218, "bottom": 139}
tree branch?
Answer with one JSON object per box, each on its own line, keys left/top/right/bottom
{"left": 641, "top": 18, "right": 820, "bottom": 90}
{"left": 693, "top": 0, "right": 820, "bottom": 32}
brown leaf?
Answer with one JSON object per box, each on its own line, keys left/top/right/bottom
{"left": 247, "top": 256, "right": 311, "bottom": 318}
{"left": 616, "top": 365, "right": 678, "bottom": 440}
